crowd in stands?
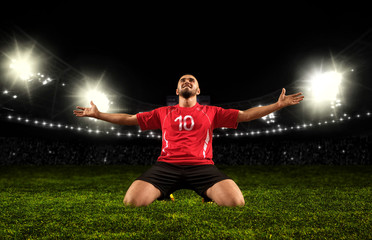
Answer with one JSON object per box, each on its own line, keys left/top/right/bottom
{"left": 213, "top": 136, "right": 370, "bottom": 165}
{"left": 0, "top": 135, "right": 370, "bottom": 165}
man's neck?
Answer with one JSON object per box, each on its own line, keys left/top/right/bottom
{"left": 178, "top": 96, "right": 197, "bottom": 108}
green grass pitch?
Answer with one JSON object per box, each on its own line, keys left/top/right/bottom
{"left": 0, "top": 165, "right": 371, "bottom": 239}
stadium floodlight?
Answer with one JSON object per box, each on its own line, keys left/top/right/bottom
{"left": 85, "top": 89, "right": 110, "bottom": 112}
{"left": 5, "top": 44, "right": 40, "bottom": 82}
{"left": 309, "top": 71, "right": 342, "bottom": 102}
{"left": 9, "top": 58, "right": 34, "bottom": 81}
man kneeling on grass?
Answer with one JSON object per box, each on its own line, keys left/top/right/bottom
{"left": 74, "top": 74, "right": 304, "bottom": 207}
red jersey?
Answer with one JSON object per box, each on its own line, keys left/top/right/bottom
{"left": 136, "top": 103, "right": 239, "bottom": 165}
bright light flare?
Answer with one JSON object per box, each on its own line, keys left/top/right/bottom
{"left": 85, "top": 90, "right": 110, "bottom": 112}
{"left": 309, "top": 71, "right": 342, "bottom": 102}
{"left": 9, "top": 59, "right": 34, "bottom": 81}
{"left": 5, "top": 44, "right": 40, "bottom": 82}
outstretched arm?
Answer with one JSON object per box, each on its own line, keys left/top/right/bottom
{"left": 237, "top": 88, "right": 304, "bottom": 123}
{"left": 73, "top": 101, "right": 138, "bottom": 126}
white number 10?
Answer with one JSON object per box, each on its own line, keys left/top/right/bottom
{"left": 175, "top": 115, "right": 194, "bottom": 131}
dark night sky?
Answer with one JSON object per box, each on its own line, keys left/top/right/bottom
{"left": 4, "top": 7, "right": 372, "bottom": 106}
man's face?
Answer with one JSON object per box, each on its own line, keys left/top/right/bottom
{"left": 176, "top": 75, "right": 200, "bottom": 99}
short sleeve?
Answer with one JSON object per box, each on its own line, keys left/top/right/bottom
{"left": 213, "top": 107, "right": 239, "bottom": 129}
{"left": 136, "top": 109, "right": 161, "bottom": 130}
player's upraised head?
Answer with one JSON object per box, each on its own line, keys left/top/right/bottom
{"left": 176, "top": 74, "right": 200, "bottom": 99}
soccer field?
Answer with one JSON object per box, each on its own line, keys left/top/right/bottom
{"left": 0, "top": 165, "right": 371, "bottom": 239}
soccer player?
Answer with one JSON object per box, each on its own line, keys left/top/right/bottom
{"left": 73, "top": 74, "right": 304, "bottom": 207}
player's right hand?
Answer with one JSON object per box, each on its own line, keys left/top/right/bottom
{"left": 73, "top": 101, "right": 99, "bottom": 118}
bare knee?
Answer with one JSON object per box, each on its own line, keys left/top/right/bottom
{"left": 215, "top": 195, "right": 245, "bottom": 207}
{"left": 206, "top": 179, "right": 245, "bottom": 207}
{"left": 123, "top": 180, "right": 161, "bottom": 207}
{"left": 123, "top": 195, "right": 151, "bottom": 207}
{"left": 230, "top": 196, "right": 245, "bottom": 207}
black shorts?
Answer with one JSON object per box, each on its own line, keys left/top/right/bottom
{"left": 136, "top": 161, "right": 232, "bottom": 201}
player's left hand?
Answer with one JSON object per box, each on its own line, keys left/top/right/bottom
{"left": 277, "top": 88, "right": 304, "bottom": 108}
